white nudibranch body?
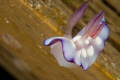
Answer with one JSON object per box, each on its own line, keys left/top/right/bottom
{"left": 44, "top": 1, "right": 109, "bottom": 70}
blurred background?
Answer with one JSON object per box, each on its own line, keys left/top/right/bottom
{"left": 0, "top": 0, "right": 120, "bottom": 80}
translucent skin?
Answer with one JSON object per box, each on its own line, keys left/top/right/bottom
{"left": 44, "top": 19, "right": 108, "bottom": 70}
{"left": 73, "top": 19, "right": 109, "bottom": 70}
{"left": 44, "top": 1, "right": 109, "bottom": 70}
{"left": 50, "top": 42, "right": 78, "bottom": 68}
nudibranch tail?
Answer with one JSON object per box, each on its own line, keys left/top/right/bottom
{"left": 64, "top": 1, "right": 89, "bottom": 39}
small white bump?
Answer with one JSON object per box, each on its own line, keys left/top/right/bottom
{"left": 81, "top": 48, "right": 87, "bottom": 58}
{"left": 95, "top": 37, "right": 102, "bottom": 45}
{"left": 85, "top": 40, "right": 89, "bottom": 44}
{"left": 87, "top": 45, "right": 94, "bottom": 57}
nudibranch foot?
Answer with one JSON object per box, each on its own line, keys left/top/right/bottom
{"left": 50, "top": 42, "right": 78, "bottom": 68}
{"left": 44, "top": 37, "right": 76, "bottom": 61}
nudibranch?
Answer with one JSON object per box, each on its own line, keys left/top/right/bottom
{"left": 44, "top": 1, "right": 109, "bottom": 70}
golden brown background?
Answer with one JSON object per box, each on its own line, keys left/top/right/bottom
{"left": 0, "top": 0, "right": 120, "bottom": 80}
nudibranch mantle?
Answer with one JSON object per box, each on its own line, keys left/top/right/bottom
{"left": 44, "top": 1, "right": 109, "bottom": 70}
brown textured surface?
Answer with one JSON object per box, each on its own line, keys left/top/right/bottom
{"left": 0, "top": 0, "right": 120, "bottom": 80}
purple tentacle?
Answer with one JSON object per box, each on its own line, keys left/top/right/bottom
{"left": 64, "top": 1, "right": 89, "bottom": 38}
{"left": 90, "top": 22, "right": 106, "bottom": 39}
{"left": 74, "top": 11, "right": 104, "bottom": 50}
